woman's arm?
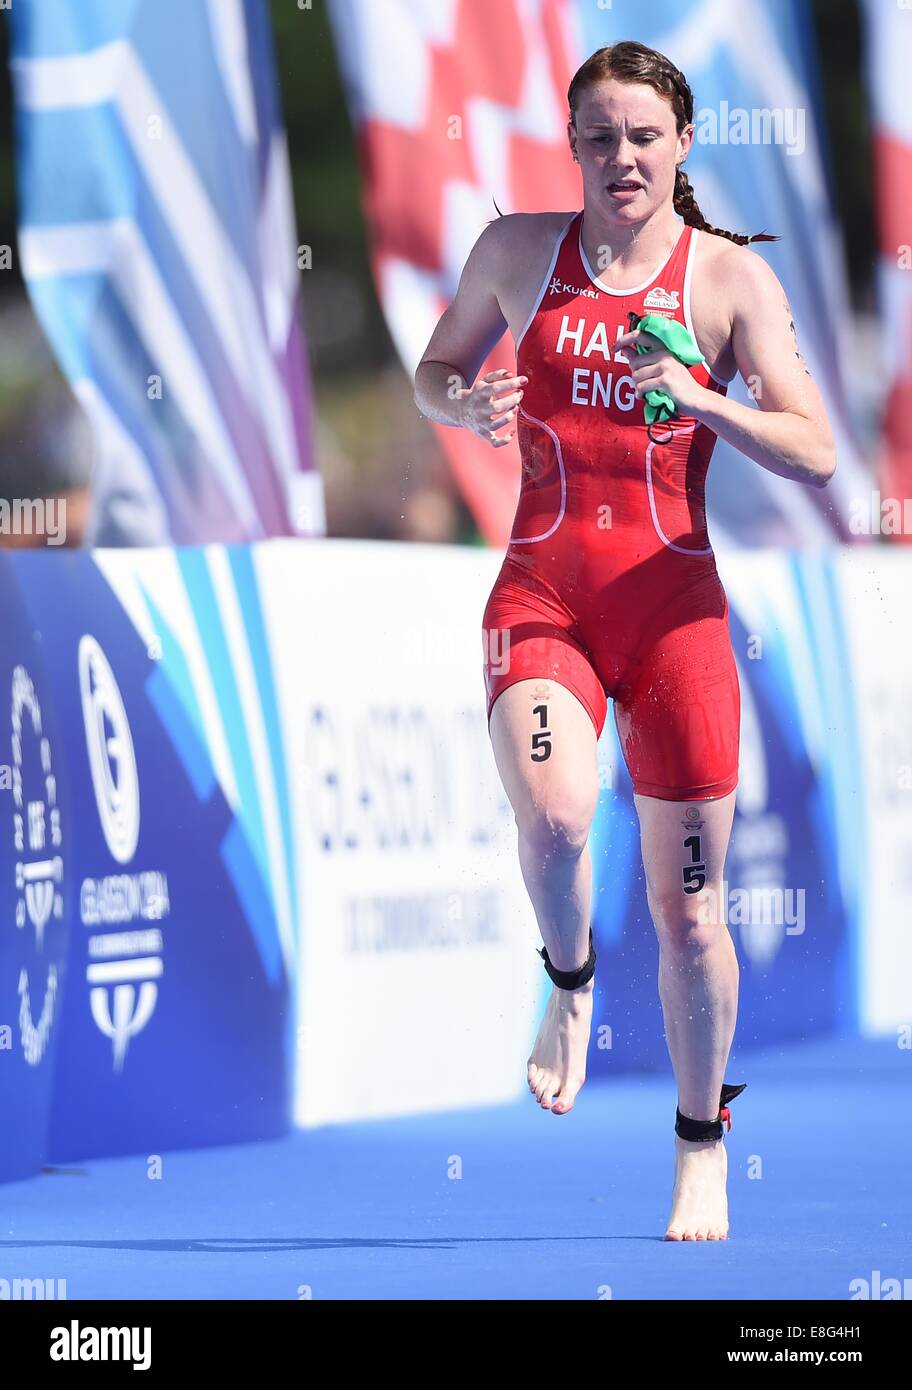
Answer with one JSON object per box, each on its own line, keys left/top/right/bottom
{"left": 619, "top": 250, "right": 837, "bottom": 488}
{"left": 413, "top": 219, "right": 526, "bottom": 444}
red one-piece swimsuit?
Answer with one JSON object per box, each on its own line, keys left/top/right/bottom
{"left": 482, "top": 210, "right": 740, "bottom": 801}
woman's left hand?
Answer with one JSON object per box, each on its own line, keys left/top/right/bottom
{"left": 615, "top": 328, "right": 708, "bottom": 418}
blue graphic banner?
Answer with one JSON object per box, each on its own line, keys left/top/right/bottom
{"left": 7, "top": 548, "right": 294, "bottom": 1162}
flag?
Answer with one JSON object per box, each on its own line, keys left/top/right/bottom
{"left": 328, "top": 0, "right": 868, "bottom": 547}
{"left": 9, "top": 0, "right": 324, "bottom": 545}
{"left": 861, "top": 0, "right": 912, "bottom": 541}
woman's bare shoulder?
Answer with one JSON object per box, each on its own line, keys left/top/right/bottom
{"left": 695, "top": 229, "right": 782, "bottom": 299}
{"left": 479, "top": 209, "right": 578, "bottom": 255}
{"left": 689, "top": 230, "right": 759, "bottom": 380}
{"left": 691, "top": 231, "right": 786, "bottom": 371}
{"left": 476, "top": 212, "right": 577, "bottom": 337}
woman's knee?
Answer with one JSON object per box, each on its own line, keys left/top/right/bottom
{"left": 646, "top": 883, "right": 723, "bottom": 950}
{"left": 515, "top": 792, "right": 596, "bottom": 859}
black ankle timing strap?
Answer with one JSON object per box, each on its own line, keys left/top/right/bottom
{"left": 675, "top": 1083, "right": 747, "bottom": 1142}
{"left": 537, "top": 929, "right": 596, "bottom": 990}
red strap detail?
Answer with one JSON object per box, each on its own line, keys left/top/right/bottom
{"left": 720, "top": 1106, "right": 732, "bottom": 1133}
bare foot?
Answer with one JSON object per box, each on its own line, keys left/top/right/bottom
{"left": 664, "top": 1133, "right": 729, "bottom": 1240}
{"left": 526, "top": 977, "right": 593, "bottom": 1115}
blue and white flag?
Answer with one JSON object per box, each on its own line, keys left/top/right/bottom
{"left": 574, "top": 0, "right": 867, "bottom": 545}
{"left": 9, "top": 0, "right": 324, "bottom": 546}
{"left": 860, "top": 0, "right": 912, "bottom": 531}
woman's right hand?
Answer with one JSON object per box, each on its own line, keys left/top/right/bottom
{"left": 456, "top": 369, "right": 528, "bottom": 447}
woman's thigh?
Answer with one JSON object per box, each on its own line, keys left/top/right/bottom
{"left": 613, "top": 609, "right": 740, "bottom": 803}
{"left": 488, "top": 677, "right": 600, "bottom": 845}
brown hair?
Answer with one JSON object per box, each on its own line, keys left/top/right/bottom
{"left": 568, "top": 41, "right": 778, "bottom": 246}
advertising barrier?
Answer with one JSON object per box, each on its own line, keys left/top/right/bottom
{"left": 8, "top": 547, "right": 295, "bottom": 1163}
{"left": 0, "top": 538, "right": 908, "bottom": 1181}
{"left": 261, "top": 540, "right": 543, "bottom": 1126}
{"left": 833, "top": 550, "right": 912, "bottom": 1033}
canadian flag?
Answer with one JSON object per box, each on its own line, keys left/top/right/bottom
{"left": 327, "top": 0, "right": 581, "bottom": 544}
{"left": 329, "top": 0, "right": 869, "bottom": 547}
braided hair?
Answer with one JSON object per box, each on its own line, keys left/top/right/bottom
{"left": 568, "top": 41, "right": 778, "bottom": 246}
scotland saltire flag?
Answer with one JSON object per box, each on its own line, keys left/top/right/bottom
{"left": 329, "top": 0, "right": 866, "bottom": 547}
{"left": 8, "top": 0, "right": 324, "bottom": 546}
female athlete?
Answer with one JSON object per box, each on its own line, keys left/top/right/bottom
{"left": 414, "top": 40, "right": 835, "bottom": 1241}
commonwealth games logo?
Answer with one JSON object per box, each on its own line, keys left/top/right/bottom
{"left": 78, "top": 635, "right": 166, "bottom": 1072}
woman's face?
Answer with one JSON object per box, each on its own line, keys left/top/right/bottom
{"left": 568, "top": 78, "right": 692, "bottom": 224}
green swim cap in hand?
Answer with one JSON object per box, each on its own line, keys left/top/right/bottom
{"left": 626, "top": 311, "right": 704, "bottom": 426}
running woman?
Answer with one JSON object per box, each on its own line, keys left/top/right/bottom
{"left": 414, "top": 41, "right": 834, "bottom": 1241}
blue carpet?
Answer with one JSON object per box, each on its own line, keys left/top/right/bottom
{"left": 2, "top": 1036, "right": 908, "bottom": 1300}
